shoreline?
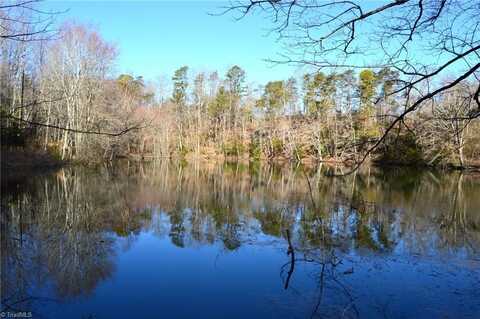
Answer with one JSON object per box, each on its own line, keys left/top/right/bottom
{"left": 2, "top": 148, "right": 479, "bottom": 177}
{"left": 1, "top": 148, "right": 67, "bottom": 176}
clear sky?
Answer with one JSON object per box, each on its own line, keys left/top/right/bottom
{"left": 42, "top": 1, "right": 305, "bottom": 87}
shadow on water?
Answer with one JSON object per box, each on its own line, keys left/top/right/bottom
{"left": 1, "top": 161, "right": 480, "bottom": 318}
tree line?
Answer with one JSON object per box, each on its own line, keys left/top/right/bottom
{"left": 155, "top": 64, "right": 479, "bottom": 168}
{"left": 1, "top": 5, "right": 479, "bottom": 168}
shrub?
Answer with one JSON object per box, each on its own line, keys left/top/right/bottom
{"left": 377, "top": 133, "right": 424, "bottom": 165}
{"left": 177, "top": 144, "right": 190, "bottom": 158}
{"left": 222, "top": 139, "right": 245, "bottom": 157}
{"left": 271, "top": 137, "right": 284, "bottom": 157}
{"left": 249, "top": 139, "right": 262, "bottom": 161}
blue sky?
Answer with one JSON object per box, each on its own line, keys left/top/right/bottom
{"left": 42, "top": 1, "right": 305, "bottom": 87}
{"left": 39, "top": 1, "right": 471, "bottom": 92}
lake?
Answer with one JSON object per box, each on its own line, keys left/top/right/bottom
{"left": 1, "top": 162, "right": 479, "bottom": 319}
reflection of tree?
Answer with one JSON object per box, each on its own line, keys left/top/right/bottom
{"left": 2, "top": 161, "right": 480, "bottom": 315}
{"left": 280, "top": 231, "right": 360, "bottom": 319}
{"left": 169, "top": 208, "right": 186, "bottom": 248}
{"left": 254, "top": 207, "right": 294, "bottom": 237}
{"left": 126, "top": 161, "right": 480, "bottom": 255}
{"left": 43, "top": 232, "right": 115, "bottom": 298}
{"left": 438, "top": 173, "right": 480, "bottom": 252}
{"left": 1, "top": 167, "right": 149, "bottom": 312}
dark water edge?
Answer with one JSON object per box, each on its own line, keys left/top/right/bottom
{"left": 1, "top": 161, "right": 480, "bottom": 319}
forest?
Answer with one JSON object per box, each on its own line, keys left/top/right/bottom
{"left": 1, "top": 0, "right": 479, "bottom": 170}
{"left": 2, "top": 2, "right": 480, "bottom": 318}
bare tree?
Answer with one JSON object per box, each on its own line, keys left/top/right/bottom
{"left": 221, "top": 0, "right": 480, "bottom": 172}
{"left": 417, "top": 83, "right": 478, "bottom": 167}
{"left": 0, "top": 0, "right": 60, "bottom": 41}
{"left": 1, "top": 2, "right": 144, "bottom": 161}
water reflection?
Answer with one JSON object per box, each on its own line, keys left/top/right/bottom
{"left": 1, "top": 162, "right": 479, "bottom": 318}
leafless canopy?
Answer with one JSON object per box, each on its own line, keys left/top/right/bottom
{"left": 0, "top": 0, "right": 62, "bottom": 41}
{"left": 223, "top": 0, "right": 480, "bottom": 172}
{"left": 1, "top": 1, "right": 146, "bottom": 140}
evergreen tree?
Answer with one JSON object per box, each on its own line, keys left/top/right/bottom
{"left": 225, "top": 65, "right": 246, "bottom": 125}
{"left": 171, "top": 66, "right": 189, "bottom": 107}
{"left": 359, "top": 69, "right": 376, "bottom": 110}
{"left": 257, "top": 81, "right": 285, "bottom": 116}
{"left": 208, "top": 86, "right": 229, "bottom": 120}
{"left": 358, "top": 69, "right": 379, "bottom": 138}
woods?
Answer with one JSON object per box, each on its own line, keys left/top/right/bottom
{"left": 1, "top": 0, "right": 479, "bottom": 169}
{"left": 2, "top": 2, "right": 480, "bottom": 317}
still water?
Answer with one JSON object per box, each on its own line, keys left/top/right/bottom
{"left": 1, "top": 162, "right": 479, "bottom": 319}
